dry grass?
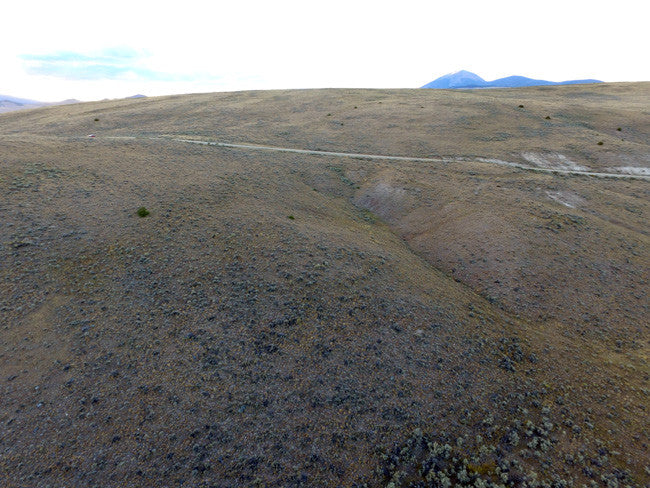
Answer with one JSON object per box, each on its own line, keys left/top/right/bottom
{"left": 0, "top": 84, "right": 648, "bottom": 487}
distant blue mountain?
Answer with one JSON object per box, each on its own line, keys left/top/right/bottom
{"left": 0, "top": 94, "right": 80, "bottom": 113}
{"left": 487, "top": 75, "right": 554, "bottom": 88}
{"left": 0, "top": 94, "right": 43, "bottom": 113}
{"left": 422, "top": 71, "right": 601, "bottom": 89}
{"left": 422, "top": 70, "right": 487, "bottom": 89}
{"left": 0, "top": 94, "right": 42, "bottom": 106}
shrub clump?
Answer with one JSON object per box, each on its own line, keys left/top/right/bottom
{"left": 137, "top": 206, "right": 150, "bottom": 217}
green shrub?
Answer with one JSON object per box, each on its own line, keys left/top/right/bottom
{"left": 137, "top": 206, "right": 150, "bottom": 217}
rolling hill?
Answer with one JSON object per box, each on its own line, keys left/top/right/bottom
{"left": 0, "top": 83, "right": 648, "bottom": 487}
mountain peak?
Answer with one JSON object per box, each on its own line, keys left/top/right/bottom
{"left": 448, "top": 69, "right": 482, "bottom": 78}
{"left": 422, "top": 70, "right": 486, "bottom": 89}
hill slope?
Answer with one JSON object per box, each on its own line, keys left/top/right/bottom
{"left": 0, "top": 84, "right": 648, "bottom": 487}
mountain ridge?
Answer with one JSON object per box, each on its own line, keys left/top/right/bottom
{"left": 0, "top": 94, "right": 43, "bottom": 105}
{"left": 423, "top": 70, "right": 602, "bottom": 89}
{"left": 0, "top": 94, "right": 82, "bottom": 113}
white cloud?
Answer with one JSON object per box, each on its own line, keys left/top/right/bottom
{"left": 1, "top": 0, "right": 648, "bottom": 101}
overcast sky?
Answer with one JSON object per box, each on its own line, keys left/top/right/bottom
{"left": 2, "top": 0, "right": 648, "bottom": 102}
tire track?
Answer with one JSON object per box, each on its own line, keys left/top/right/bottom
{"left": 105, "top": 135, "right": 650, "bottom": 181}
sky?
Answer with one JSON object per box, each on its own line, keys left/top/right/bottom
{"left": 2, "top": 0, "right": 648, "bottom": 102}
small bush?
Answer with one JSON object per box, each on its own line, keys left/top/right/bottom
{"left": 597, "top": 141, "right": 604, "bottom": 146}
{"left": 518, "top": 104, "right": 524, "bottom": 108}
{"left": 287, "top": 215, "right": 295, "bottom": 220}
{"left": 545, "top": 116, "right": 551, "bottom": 120}
{"left": 137, "top": 207, "right": 150, "bottom": 217}
{"left": 617, "top": 127, "right": 622, "bottom": 131}
{"left": 94, "top": 118, "right": 99, "bottom": 122}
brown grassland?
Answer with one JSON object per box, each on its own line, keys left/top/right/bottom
{"left": 0, "top": 83, "right": 648, "bottom": 487}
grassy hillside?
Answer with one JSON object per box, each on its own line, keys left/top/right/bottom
{"left": 1, "top": 84, "right": 648, "bottom": 487}
{"left": 1, "top": 83, "right": 648, "bottom": 171}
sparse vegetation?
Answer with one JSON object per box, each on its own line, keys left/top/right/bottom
{"left": 0, "top": 82, "right": 647, "bottom": 488}
{"left": 330, "top": 166, "right": 356, "bottom": 187}
{"left": 137, "top": 206, "right": 150, "bottom": 217}
{"left": 377, "top": 409, "right": 639, "bottom": 488}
